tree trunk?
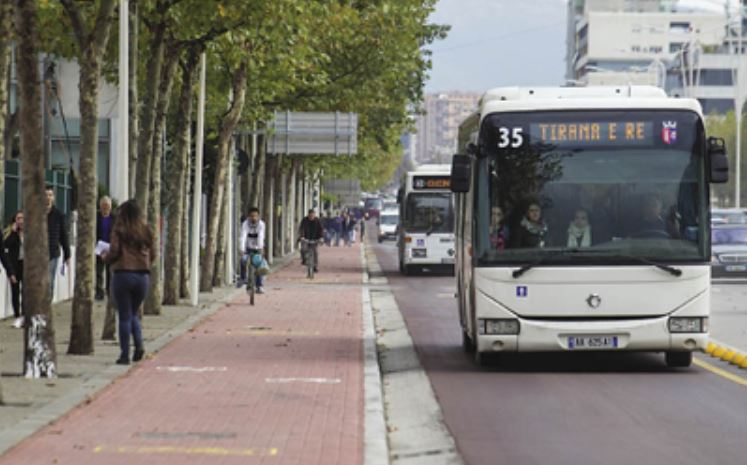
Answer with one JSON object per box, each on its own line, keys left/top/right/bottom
{"left": 164, "top": 48, "right": 199, "bottom": 304}
{"left": 199, "top": 61, "right": 248, "bottom": 291}
{"left": 273, "top": 155, "right": 283, "bottom": 258}
{"left": 101, "top": 291, "right": 116, "bottom": 340}
{"left": 134, "top": 21, "right": 166, "bottom": 216}
{"left": 128, "top": 0, "right": 139, "bottom": 196}
{"left": 213, "top": 188, "right": 228, "bottom": 287}
{"left": 16, "top": 0, "right": 56, "bottom": 378}
{"left": 0, "top": 0, "right": 5, "bottom": 396}
{"left": 249, "top": 132, "right": 265, "bottom": 210}
{"left": 144, "top": 47, "right": 178, "bottom": 315}
{"left": 65, "top": 0, "right": 117, "bottom": 356}
{"left": 180, "top": 149, "right": 191, "bottom": 299}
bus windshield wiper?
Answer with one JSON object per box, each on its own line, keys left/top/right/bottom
{"left": 601, "top": 253, "right": 682, "bottom": 277}
{"left": 511, "top": 249, "right": 684, "bottom": 279}
{"left": 512, "top": 248, "right": 582, "bottom": 279}
{"left": 425, "top": 225, "right": 434, "bottom": 236}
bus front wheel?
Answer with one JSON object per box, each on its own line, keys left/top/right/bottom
{"left": 665, "top": 351, "right": 692, "bottom": 368}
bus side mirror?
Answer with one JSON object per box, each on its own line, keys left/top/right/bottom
{"left": 397, "top": 188, "right": 403, "bottom": 204}
{"left": 708, "top": 137, "right": 729, "bottom": 184}
{"left": 451, "top": 154, "right": 471, "bottom": 193}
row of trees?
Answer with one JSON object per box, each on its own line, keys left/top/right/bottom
{"left": 0, "top": 0, "right": 447, "bottom": 384}
{"left": 705, "top": 112, "right": 747, "bottom": 207}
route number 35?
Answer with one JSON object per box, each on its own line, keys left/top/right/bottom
{"left": 497, "top": 127, "right": 524, "bottom": 148}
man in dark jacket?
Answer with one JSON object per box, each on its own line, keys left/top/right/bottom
{"left": 298, "top": 209, "right": 324, "bottom": 270}
{"left": 96, "top": 196, "right": 115, "bottom": 300}
{"left": 47, "top": 186, "right": 71, "bottom": 298}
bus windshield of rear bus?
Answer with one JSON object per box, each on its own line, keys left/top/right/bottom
{"left": 475, "top": 110, "right": 708, "bottom": 266}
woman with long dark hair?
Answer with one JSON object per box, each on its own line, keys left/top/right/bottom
{"left": 103, "top": 200, "right": 155, "bottom": 365}
{"left": 4, "top": 211, "right": 23, "bottom": 328}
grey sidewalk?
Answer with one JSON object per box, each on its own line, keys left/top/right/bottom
{"left": 0, "top": 254, "right": 293, "bottom": 454}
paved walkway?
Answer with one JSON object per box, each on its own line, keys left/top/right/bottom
{"left": 0, "top": 244, "right": 364, "bottom": 465}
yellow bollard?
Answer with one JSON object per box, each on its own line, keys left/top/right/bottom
{"left": 740, "top": 357, "right": 747, "bottom": 369}
{"left": 721, "top": 350, "right": 736, "bottom": 362}
{"left": 706, "top": 342, "right": 718, "bottom": 354}
{"left": 713, "top": 346, "right": 727, "bottom": 358}
{"left": 731, "top": 353, "right": 746, "bottom": 366}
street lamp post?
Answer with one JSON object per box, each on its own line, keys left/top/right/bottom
{"left": 117, "top": 0, "right": 129, "bottom": 202}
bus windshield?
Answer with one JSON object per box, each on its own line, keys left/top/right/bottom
{"left": 475, "top": 110, "right": 708, "bottom": 265}
{"left": 404, "top": 193, "right": 453, "bottom": 233}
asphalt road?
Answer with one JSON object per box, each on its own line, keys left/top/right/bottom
{"left": 372, "top": 239, "right": 747, "bottom": 465}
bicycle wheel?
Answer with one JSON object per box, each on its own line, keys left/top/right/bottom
{"left": 247, "top": 261, "right": 255, "bottom": 305}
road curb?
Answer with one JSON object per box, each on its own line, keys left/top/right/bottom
{"left": 704, "top": 338, "right": 747, "bottom": 369}
{"left": 0, "top": 256, "right": 294, "bottom": 457}
{"left": 364, "top": 242, "right": 465, "bottom": 465}
{"left": 361, "top": 244, "right": 391, "bottom": 465}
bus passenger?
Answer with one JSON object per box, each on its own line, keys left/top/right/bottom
{"left": 489, "top": 206, "right": 509, "bottom": 250}
{"left": 567, "top": 208, "right": 592, "bottom": 247}
{"left": 638, "top": 194, "right": 667, "bottom": 235}
{"left": 513, "top": 202, "right": 547, "bottom": 248}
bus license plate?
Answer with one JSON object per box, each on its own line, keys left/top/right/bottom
{"left": 441, "top": 257, "right": 455, "bottom": 264}
{"left": 726, "top": 265, "right": 747, "bottom": 272}
{"left": 568, "top": 335, "right": 619, "bottom": 350}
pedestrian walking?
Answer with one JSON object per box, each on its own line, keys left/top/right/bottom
{"left": 341, "top": 212, "right": 355, "bottom": 246}
{"left": 333, "top": 211, "right": 343, "bottom": 246}
{"left": 46, "top": 186, "right": 71, "bottom": 298}
{"left": 102, "top": 200, "right": 155, "bottom": 365}
{"left": 2, "top": 212, "right": 21, "bottom": 328}
{"left": 96, "top": 196, "right": 115, "bottom": 300}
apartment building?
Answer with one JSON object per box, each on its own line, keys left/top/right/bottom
{"left": 566, "top": 1, "right": 747, "bottom": 114}
{"left": 413, "top": 92, "right": 480, "bottom": 165}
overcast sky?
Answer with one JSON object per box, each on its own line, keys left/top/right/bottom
{"left": 424, "top": 0, "right": 570, "bottom": 93}
{"left": 423, "top": 0, "right": 738, "bottom": 94}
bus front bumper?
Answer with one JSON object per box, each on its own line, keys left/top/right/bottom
{"left": 476, "top": 316, "right": 708, "bottom": 353}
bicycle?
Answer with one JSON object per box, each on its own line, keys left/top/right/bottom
{"left": 301, "top": 238, "right": 319, "bottom": 279}
{"left": 243, "top": 249, "right": 262, "bottom": 305}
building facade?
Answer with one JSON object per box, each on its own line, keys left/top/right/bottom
{"left": 413, "top": 92, "right": 480, "bottom": 165}
{"left": 567, "top": 0, "right": 747, "bottom": 115}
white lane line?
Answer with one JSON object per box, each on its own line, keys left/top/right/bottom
{"left": 156, "top": 366, "right": 228, "bottom": 373}
{"left": 265, "top": 377, "right": 341, "bottom": 384}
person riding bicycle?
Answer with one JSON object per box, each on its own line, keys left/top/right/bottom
{"left": 239, "top": 207, "right": 266, "bottom": 293}
{"left": 298, "top": 209, "right": 324, "bottom": 272}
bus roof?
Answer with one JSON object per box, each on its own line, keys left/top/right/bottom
{"left": 412, "top": 164, "right": 451, "bottom": 174}
{"left": 476, "top": 86, "right": 703, "bottom": 122}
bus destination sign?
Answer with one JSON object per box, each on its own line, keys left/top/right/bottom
{"left": 530, "top": 121, "right": 654, "bottom": 146}
{"left": 413, "top": 175, "right": 451, "bottom": 190}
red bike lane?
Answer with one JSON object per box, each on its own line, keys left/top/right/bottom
{"left": 0, "top": 244, "right": 364, "bottom": 465}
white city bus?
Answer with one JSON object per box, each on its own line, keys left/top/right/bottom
{"left": 451, "top": 86, "right": 728, "bottom": 367}
{"left": 398, "top": 165, "right": 456, "bottom": 275}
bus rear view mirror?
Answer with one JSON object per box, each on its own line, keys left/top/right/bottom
{"left": 707, "top": 137, "right": 729, "bottom": 184}
{"left": 451, "top": 154, "right": 471, "bottom": 193}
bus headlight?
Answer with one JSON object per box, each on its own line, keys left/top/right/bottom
{"left": 479, "top": 319, "right": 520, "bottom": 335}
{"left": 668, "top": 317, "right": 708, "bottom": 333}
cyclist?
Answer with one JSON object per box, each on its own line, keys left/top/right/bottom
{"left": 239, "top": 207, "right": 266, "bottom": 293}
{"left": 298, "top": 209, "right": 324, "bottom": 272}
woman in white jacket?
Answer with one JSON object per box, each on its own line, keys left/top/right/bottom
{"left": 567, "top": 208, "right": 592, "bottom": 248}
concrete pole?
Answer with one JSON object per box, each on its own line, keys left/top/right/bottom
{"left": 190, "top": 52, "right": 206, "bottom": 306}
{"left": 117, "top": 0, "right": 129, "bottom": 201}
{"left": 224, "top": 138, "right": 235, "bottom": 284}
{"left": 264, "top": 157, "right": 275, "bottom": 265}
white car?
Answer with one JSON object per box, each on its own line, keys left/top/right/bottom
{"left": 378, "top": 211, "right": 399, "bottom": 242}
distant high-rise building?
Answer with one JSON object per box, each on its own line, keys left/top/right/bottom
{"left": 413, "top": 92, "right": 480, "bottom": 165}
{"left": 566, "top": 0, "right": 747, "bottom": 114}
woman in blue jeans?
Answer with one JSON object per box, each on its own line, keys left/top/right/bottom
{"left": 102, "top": 200, "right": 156, "bottom": 365}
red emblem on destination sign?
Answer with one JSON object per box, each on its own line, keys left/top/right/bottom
{"left": 661, "top": 121, "right": 677, "bottom": 145}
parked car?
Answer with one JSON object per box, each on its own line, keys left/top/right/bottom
{"left": 711, "top": 224, "right": 747, "bottom": 278}
{"left": 377, "top": 210, "right": 399, "bottom": 243}
{"left": 711, "top": 208, "right": 747, "bottom": 225}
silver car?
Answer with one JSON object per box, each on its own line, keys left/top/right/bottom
{"left": 711, "top": 225, "right": 747, "bottom": 278}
